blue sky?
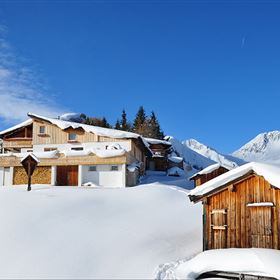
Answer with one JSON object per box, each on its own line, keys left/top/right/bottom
{"left": 0, "top": 1, "right": 280, "bottom": 153}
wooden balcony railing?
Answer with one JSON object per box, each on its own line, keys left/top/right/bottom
{"left": 3, "top": 138, "right": 33, "bottom": 148}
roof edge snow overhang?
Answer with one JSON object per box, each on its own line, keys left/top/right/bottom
{"left": 189, "top": 170, "right": 256, "bottom": 203}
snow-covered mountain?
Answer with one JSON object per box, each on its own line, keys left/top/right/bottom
{"left": 165, "top": 137, "right": 243, "bottom": 177}
{"left": 166, "top": 136, "right": 215, "bottom": 171}
{"left": 233, "top": 131, "right": 280, "bottom": 165}
{"left": 184, "top": 138, "right": 245, "bottom": 168}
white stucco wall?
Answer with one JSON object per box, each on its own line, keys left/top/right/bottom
{"left": 0, "top": 168, "right": 4, "bottom": 186}
{"left": 0, "top": 167, "right": 13, "bottom": 186}
{"left": 81, "top": 164, "right": 126, "bottom": 188}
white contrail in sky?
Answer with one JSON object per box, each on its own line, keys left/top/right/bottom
{"left": 241, "top": 36, "right": 246, "bottom": 48}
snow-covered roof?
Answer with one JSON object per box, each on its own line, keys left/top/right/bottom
{"left": 20, "top": 153, "right": 40, "bottom": 163}
{"left": 189, "top": 162, "right": 280, "bottom": 200}
{"left": 0, "top": 119, "right": 33, "bottom": 136}
{"left": 27, "top": 113, "right": 152, "bottom": 155}
{"left": 189, "top": 163, "right": 233, "bottom": 180}
{"left": 144, "top": 137, "right": 172, "bottom": 146}
{"left": 29, "top": 113, "right": 141, "bottom": 139}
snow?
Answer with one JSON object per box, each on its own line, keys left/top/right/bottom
{"left": 189, "top": 162, "right": 234, "bottom": 180}
{"left": 165, "top": 136, "right": 215, "bottom": 170}
{"left": 233, "top": 130, "right": 280, "bottom": 165}
{"left": 59, "top": 112, "right": 83, "bottom": 122}
{"left": 167, "top": 167, "right": 185, "bottom": 177}
{"left": 247, "top": 202, "right": 274, "bottom": 207}
{"left": 127, "top": 161, "right": 141, "bottom": 172}
{"left": 157, "top": 248, "right": 280, "bottom": 280}
{"left": 94, "top": 148, "right": 126, "bottom": 158}
{"left": 0, "top": 119, "right": 32, "bottom": 136}
{"left": 28, "top": 113, "right": 143, "bottom": 140}
{"left": 0, "top": 176, "right": 202, "bottom": 279}
{"left": 20, "top": 153, "right": 40, "bottom": 163}
{"left": 168, "top": 156, "right": 183, "bottom": 163}
{"left": 145, "top": 138, "right": 172, "bottom": 146}
{"left": 189, "top": 162, "right": 280, "bottom": 198}
{"left": 184, "top": 138, "right": 243, "bottom": 168}
{"left": 0, "top": 150, "right": 59, "bottom": 159}
{"left": 106, "top": 143, "right": 123, "bottom": 150}
{"left": 82, "top": 182, "right": 100, "bottom": 187}
{"left": 61, "top": 149, "right": 92, "bottom": 157}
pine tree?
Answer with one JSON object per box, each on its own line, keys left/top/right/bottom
{"left": 120, "top": 109, "right": 131, "bottom": 131}
{"left": 147, "top": 111, "right": 164, "bottom": 139}
{"left": 101, "top": 117, "right": 111, "bottom": 128}
{"left": 133, "top": 106, "right": 147, "bottom": 135}
{"left": 115, "top": 119, "right": 121, "bottom": 130}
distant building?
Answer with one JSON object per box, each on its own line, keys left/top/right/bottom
{"left": 0, "top": 113, "right": 152, "bottom": 187}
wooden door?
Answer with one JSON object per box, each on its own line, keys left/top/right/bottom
{"left": 211, "top": 209, "right": 227, "bottom": 249}
{"left": 250, "top": 207, "right": 272, "bottom": 248}
{"left": 56, "top": 166, "right": 78, "bottom": 186}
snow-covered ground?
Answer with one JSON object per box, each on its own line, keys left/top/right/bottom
{"left": 0, "top": 174, "right": 202, "bottom": 279}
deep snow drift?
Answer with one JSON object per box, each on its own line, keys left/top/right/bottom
{"left": 0, "top": 179, "right": 202, "bottom": 279}
{"left": 157, "top": 248, "right": 280, "bottom": 279}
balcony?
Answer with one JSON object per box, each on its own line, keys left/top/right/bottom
{"left": 3, "top": 138, "right": 33, "bottom": 149}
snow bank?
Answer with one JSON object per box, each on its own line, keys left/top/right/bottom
{"left": 0, "top": 182, "right": 202, "bottom": 279}
{"left": 168, "top": 156, "right": 183, "bottom": 163}
{"left": 167, "top": 167, "right": 185, "bottom": 177}
{"left": 2, "top": 150, "right": 59, "bottom": 159}
{"left": 94, "top": 148, "right": 126, "bottom": 158}
{"left": 189, "top": 162, "right": 280, "bottom": 198}
{"left": 159, "top": 248, "right": 280, "bottom": 280}
{"left": 61, "top": 149, "right": 92, "bottom": 157}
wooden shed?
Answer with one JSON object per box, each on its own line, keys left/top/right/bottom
{"left": 189, "top": 162, "right": 280, "bottom": 251}
{"left": 189, "top": 163, "right": 232, "bottom": 187}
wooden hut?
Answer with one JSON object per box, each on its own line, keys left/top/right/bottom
{"left": 189, "top": 162, "right": 280, "bottom": 251}
{"left": 145, "top": 138, "right": 172, "bottom": 171}
{"left": 189, "top": 163, "right": 232, "bottom": 187}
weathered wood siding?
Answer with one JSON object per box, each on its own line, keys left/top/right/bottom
{"left": 195, "top": 166, "right": 229, "bottom": 187}
{"left": 33, "top": 121, "right": 97, "bottom": 144}
{"left": 13, "top": 166, "right": 51, "bottom": 185}
{"left": 204, "top": 174, "right": 280, "bottom": 250}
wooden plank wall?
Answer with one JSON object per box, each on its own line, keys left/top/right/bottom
{"left": 195, "top": 167, "right": 229, "bottom": 187}
{"left": 205, "top": 175, "right": 280, "bottom": 250}
{"left": 33, "top": 120, "right": 129, "bottom": 145}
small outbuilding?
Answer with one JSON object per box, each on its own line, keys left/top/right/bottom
{"left": 189, "top": 162, "right": 280, "bottom": 251}
{"left": 189, "top": 163, "right": 233, "bottom": 187}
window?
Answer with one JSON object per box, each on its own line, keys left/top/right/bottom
{"left": 44, "top": 148, "right": 57, "bottom": 152}
{"left": 26, "top": 149, "right": 33, "bottom": 152}
{"left": 39, "top": 126, "right": 46, "bottom": 134}
{"left": 71, "top": 147, "right": 84, "bottom": 151}
{"left": 89, "top": 166, "right": 97, "bottom": 172}
{"left": 68, "top": 133, "right": 77, "bottom": 141}
{"left": 111, "top": 165, "right": 119, "bottom": 171}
